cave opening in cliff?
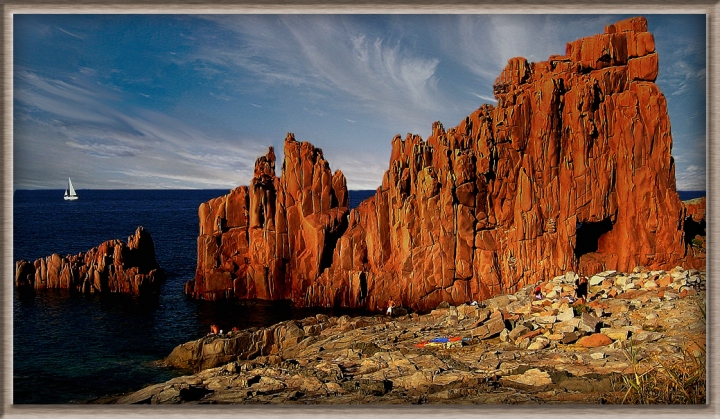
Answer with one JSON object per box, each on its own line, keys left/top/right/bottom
{"left": 683, "top": 217, "right": 706, "bottom": 246}
{"left": 574, "top": 218, "right": 614, "bottom": 258}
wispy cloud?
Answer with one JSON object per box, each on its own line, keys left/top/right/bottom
{"left": 449, "top": 15, "right": 620, "bottom": 81}
{"left": 675, "top": 164, "right": 706, "bottom": 191}
{"left": 55, "top": 26, "right": 84, "bottom": 40}
{"left": 189, "top": 15, "right": 447, "bottom": 133}
{"left": 323, "top": 152, "right": 389, "bottom": 190}
{"left": 663, "top": 62, "right": 706, "bottom": 97}
{"left": 14, "top": 69, "right": 270, "bottom": 189}
{"left": 108, "top": 168, "right": 254, "bottom": 189}
{"left": 471, "top": 92, "right": 497, "bottom": 103}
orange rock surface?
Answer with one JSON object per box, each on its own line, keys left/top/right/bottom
{"left": 185, "top": 134, "right": 349, "bottom": 301}
{"left": 187, "top": 17, "right": 704, "bottom": 312}
{"left": 684, "top": 197, "right": 706, "bottom": 224}
{"left": 576, "top": 333, "right": 613, "bottom": 348}
{"left": 15, "top": 226, "right": 164, "bottom": 295}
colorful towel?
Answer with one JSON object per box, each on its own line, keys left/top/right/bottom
{"left": 414, "top": 336, "right": 465, "bottom": 348}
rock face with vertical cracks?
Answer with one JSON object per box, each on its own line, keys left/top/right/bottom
{"left": 185, "top": 134, "right": 349, "bottom": 301}
{"left": 187, "top": 17, "right": 704, "bottom": 311}
{"left": 15, "top": 226, "right": 165, "bottom": 295}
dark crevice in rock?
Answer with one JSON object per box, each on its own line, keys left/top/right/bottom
{"left": 683, "top": 217, "right": 705, "bottom": 247}
{"left": 575, "top": 218, "right": 614, "bottom": 259}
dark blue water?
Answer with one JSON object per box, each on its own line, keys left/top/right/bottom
{"left": 349, "top": 189, "right": 375, "bottom": 209}
{"left": 13, "top": 189, "right": 375, "bottom": 404}
{"left": 678, "top": 190, "right": 705, "bottom": 201}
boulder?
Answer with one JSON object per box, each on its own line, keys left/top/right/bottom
{"left": 576, "top": 333, "right": 613, "bottom": 348}
{"left": 472, "top": 312, "right": 506, "bottom": 339}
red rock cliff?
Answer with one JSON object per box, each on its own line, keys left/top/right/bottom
{"left": 15, "top": 226, "right": 165, "bottom": 295}
{"left": 185, "top": 134, "right": 349, "bottom": 301}
{"left": 188, "top": 17, "right": 704, "bottom": 311}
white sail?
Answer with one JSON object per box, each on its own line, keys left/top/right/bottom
{"left": 64, "top": 178, "right": 78, "bottom": 200}
{"left": 68, "top": 178, "right": 76, "bottom": 196}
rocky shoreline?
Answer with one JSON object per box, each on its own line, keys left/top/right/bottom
{"left": 102, "top": 266, "right": 705, "bottom": 405}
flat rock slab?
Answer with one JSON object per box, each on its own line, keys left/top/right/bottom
{"left": 502, "top": 368, "right": 552, "bottom": 387}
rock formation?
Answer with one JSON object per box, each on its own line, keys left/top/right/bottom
{"left": 15, "top": 226, "right": 165, "bottom": 295}
{"left": 187, "top": 17, "right": 704, "bottom": 312}
{"left": 185, "top": 135, "right": 349, "bottom": 301}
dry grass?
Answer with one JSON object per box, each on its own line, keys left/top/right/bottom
{"left": 611, "top": 339, "right": 706, "bottom": 404}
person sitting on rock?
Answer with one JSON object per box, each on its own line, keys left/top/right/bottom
{"left": 209, "top": 324, "right": 220, "bottom": 335}
{"left": 534, "top": 286, "right": 543, "bottom": 300}
{"left": 386, "top": 297, "right": 395, "bottom": 316}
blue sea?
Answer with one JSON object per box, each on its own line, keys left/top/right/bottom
{"left": 678, "top": 190, "right": 706, "bottom": 201}
{"left": 12, "top": 188, "right": 376, "bottom": 404}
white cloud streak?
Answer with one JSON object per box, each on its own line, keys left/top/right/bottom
{"left": 675, "top": 164, "right": 706, "bottom": 191}
{"left": 190, "top": 15, "right": 447, "bottom": 133}
{"left": 14, "top": 70, "right": 269, "bottom": 189}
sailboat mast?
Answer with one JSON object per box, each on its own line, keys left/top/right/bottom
{"left": 64, "top": 178, "right": 78, "bottom": 200}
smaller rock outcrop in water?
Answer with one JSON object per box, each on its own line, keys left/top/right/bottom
{"left": 14, "top": 226, "right": 165, "bottom": 295}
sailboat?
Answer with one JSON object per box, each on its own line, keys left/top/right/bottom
{"left": 63, "top": 178, "right": 78, "bottom": 201}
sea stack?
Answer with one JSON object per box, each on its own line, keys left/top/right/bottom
{"left": 186, "top": 16, "right": 705, "bottom": 312}
{"left": 15, "top": 226, "right": 165, "bottom": 295}
{"left": 185, "top": 136, "right": 349, "bottom": 301}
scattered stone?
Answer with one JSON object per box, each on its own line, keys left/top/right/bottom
{"left": 576, "top": 334, "right": 613, "bottom": 348}
{"left": 588, "top": 276, "right": 604, "bottom": 286}
{"left": 580, "top": 313, "right": 601, "bottom": 333}
{"left": 561, "top": 332, "right": 580, "bottom": 345}
{"left": 502, "top": 368, "right": 552, "bottom": 387}
{"left": 556, "top": 308, "right": 575, "bottom": 323}
{"left": 600, "top": 328, "right": 629, "bottom": 341}
{"left": 508, "top": 325, "right": 530, "bottom": 342}
{"left": 535, "top": 315, "right": 557, "bottom": 325}
{"left": 527, "top": 337, "right": 550, "bottom": 350}
{"left": 472, "top": 313, "right": 506, "bottom": 339}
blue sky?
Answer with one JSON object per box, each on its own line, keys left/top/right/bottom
{"left": 13, "top": 14, "right": 706, "bottom": 190}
